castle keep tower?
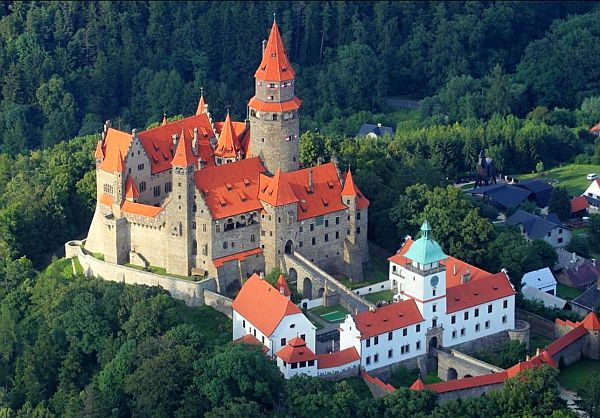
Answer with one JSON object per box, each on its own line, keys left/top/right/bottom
{"left": 248, "top": 21, "right": 300, "bottom": 173}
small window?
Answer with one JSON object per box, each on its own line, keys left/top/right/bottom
{"left": 335, "top": 231, "right": 340, "bottom": 239}
{"left": 432, "top": 304, "right": 437, "bottom": 313}
{"left": 291, "top": 362, "right": 297, "bottom": 369}
{"left": 299, "top": 361, "right": 306, "bottom": 368}
{"left": 488, "top": 304, "right": 493, "bottom": 313}
{"left": 356, "top": 227, "right": 361, "bottom": 234}
{"left": 452, "top": 330, "right": 457, "bottom": 339}
{"left": 311, "top": 237, "right": 316, "bottom": 245}
{"left": 451, "top": 315, "right": 456, "bottom": 325}
{"left": 475, "top": 323, "right": 480, "bottom": 332}
{"left": 474, "top": 308, "right": 479, "bottom": 317}
{"left": 388, "top": 332, "right": 393, "bottom": 341}
{"left": 222, "top": 242, "right": 228, "bottom": 249}
{"left": 299, "top": 241, "right": 303, "bottom": 248}
{"left": 416, "top": 341, "right": 421, "bottom": 350}
{"left": 403, "top": 328, "right": 407, "bottom": 337}
{"left": 374, "top": 354, "right": 379, "bottom": 363}
{"left": 388, "top": 349, "right": 393, "bottom": 358}
{"left": 464, "top": 312, "right": 469, "bottom": 320}
{"left": 153, "top": 185, "right": 161, "bottom": 197}
{"left": 242, "top": 320, "right": 246, "bottom": 327}
{"left": 503, "top": 300, "right": 508, "bottom": 309}
{"left": 366, "top": 338, "right": 371, "bottom": 348}
{"left": 325, "top": 219, "right": 329, "bottom": 227}
{"left": 139, "top": 182, "right": 146, "bottom": 192}
{"left": 272, "top": 114, "right": 278, "bottom": 121}
{"left": 356, "top": 212, "right": 361, "bottom": 220}
{"left": 374, "top": 336, "right": 379, "bottom": 345}
{"left": 502, "top": 315, "right": 507, "bottom": 324}
{"left": 366, "top": 356, "right": 371, "bottom": 365}
{"left": 335, "top": 216, "right": 340, "bottom": 225}
{"left": 460, "top": 328, "right": 466, "bottom": 337}
{"left": 324, "top": 234, "right": 329, "bottom": 242}
{"left": 310, "top": 223, "right": 315, "bottom": 231}
{"left": 138, "top": 163, "right": 144, "bottom": 171}
{"left": 308, "top": 360, "right": 315, "bottom": 367}
{"left": 485, "top": 320, "right": 490, "bottom": 329}
{"left": 416, "top": 324, "right": 421, "bottom": 332}
{"left": 281, "top": 338, "right": 286, "bottom": 347}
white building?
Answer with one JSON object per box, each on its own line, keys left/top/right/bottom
{"left": 368, "top": 221, "right": 517, "bottom": 364}
{"left": 582, "top": 179, "right": 600, "bottom": 211}
{"left": 521, "top": 267, "right": 557, "bottom": 295}
{"left": 232, "top": 273, "right": 316, "bottom": 357}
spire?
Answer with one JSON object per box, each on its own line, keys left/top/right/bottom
{"left": 403, "top": 219, "right": 446, "bottom": 266}
{"left": 276, "top": 274, "right": 291, "bottom": 297}
{"left": 421, "top": 220, "right": 431, "bottom": 240}
{"left": 196, "top": 87, "right": 207, "bottom": 115}
{"left": 171, "top": 127, "right": 196, "bottom": 167}
{"left": 215, "top": 112, "right": 241, "bottom": 158}
{"left": 341, "top": 168, "right": 370, "bottom": 209}
{"left": 254, "top": 21, "right": 296, "bottom": 81}
{"left": 162, "top": 112, "right": 167, "bottom": 126}
{"left": 125, "top": 176, "right": 140, "bottom": 201}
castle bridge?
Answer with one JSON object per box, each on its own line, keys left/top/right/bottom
{"left": 283, "top": 252, "right": 373, "bottom": 314}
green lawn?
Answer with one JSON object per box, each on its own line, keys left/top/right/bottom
{"left": 124, "top": 262, "right": 197, "bottom": 281}
{"left": 528, "top": 332, "right": 555, "bottom": 356}
{"left": 91, "top": 252, "right": 104, "bottom": 261}
{"left": 309, "top": 304, "right": 350, "bottom": 323}
{"left": 389, "top": 366, "right": 442, "bottom": 387}
{"left": 422, "top": 372, "right": 443, "bottom": 385}
{"left": 364, "top": 290, "right": 395, "bottom": 304}
{"left": 558, "top": 359, "right": 600, "bottom": 392}
{"left": 519, "top": 164, "right": 600, "bottom": 196}
{"left": 556, "top": 284, "right": 583, "bottom": 301}
{"left": 338, "top": 255, "right": 389, "bottom": 290}
{"left": 72, "top": 257, "right": 84, "bottom": 275}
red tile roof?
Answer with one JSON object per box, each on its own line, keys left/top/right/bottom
{"left": 582, "top": 312, "right": 600, "bottom": 331}
{"left": 232, "top": 273, "right": 302, "bottom": 337}
{"left": 125, "top": 176, "right": 140, "bottom": 200}
{"left": 121, "top": 200, "right": 163, "bottom": 218}
{"left": 248, "top": 96, "right": 302, "bottom": 113}
{"left": 276, "top": 337, "right": 317, "bottom": 363}
{"left": 425, "top": 371, "right": 508, "bottom": 393}
{"left": 99, "top": 193, "right": 113, "bottom": 207}
{"left": 171, "top": 127, "right": 196, "bottom": 167}
{"left": 212, "top": 247, "right": 263, "bottom": 268}
{"left": 341, "top": 169, "right": 369, "bottom": 210}
{"left": 95, "top": 141, "right": 104, "bottom": 161}
{"left": 233, "top": 334, "right": 269, "bottom": 353}
{"left": 316, "top": 347, "right": 360, "bottom": 369}
{"left": 409, "top": 378, "right": 426, "bottom": 390}
{"left": 98, "top": 128, "right": 132, "bottom": 173}
{"left": 353, "top": 299, "right": 424, "bottom": 340}
{"left": 545, "top": 325, "right": 588, "bottom": 356}
{"left": 446, "top": 271, "right": 515, "bottom": 313}
{"left": 571, "top": 196, "right": 590, "bottom": 214}
{"left": 137, "top": 114, "right": 215, "bottom": 174}
{"left": 275, "top": 274, "right": 291, "bottom": 297}
{"left": 259, "top": 162, "right": 348, "bottom": 221}
{"left": 258, "top": 169, "right": 299, "bottom": 206}
{"left": 590, "top": 121, "right": 600, "bottom": 133}
{"left": 361, "top": 371, "right": 395, "bottom": 393}
{"left": 254, "top": 21, "right": 295, "bottom": 81}
{"left": 196, "top": 93, "right": 206, "bottom": 115}
{"left": 194, "top": 157, "right": 266, "bottom": 219}
{"left": 161, "top": 113, "right": 167, "bottom": 126}
{"left": 214, "top": 113, "right": 242, "bottom": 159}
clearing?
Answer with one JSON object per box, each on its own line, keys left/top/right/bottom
{"left": 519, "top": 164, "right": 600, "bottom": 196}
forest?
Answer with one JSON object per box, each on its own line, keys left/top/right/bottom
{"left": 0, "top": 1, "right": 600, "bottom": 415}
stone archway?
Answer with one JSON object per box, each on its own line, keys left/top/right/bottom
{"left": 429, "top": 336, "right": 438, "bottom": 349}
{"left": 447, "top": 368, "right": 458, "bottom": 381}
{"left": 303, "top": 277, "right": 313, "bottom": 299}
{"left": 285, "top": 240, "right": 294, "bottom": 255}
{"left": 288, "top": 268, "right": 298, "bottom": 289}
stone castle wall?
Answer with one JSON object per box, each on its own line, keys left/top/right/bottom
{"left": 203, "top": 289, "right": 233, "bottom": 318}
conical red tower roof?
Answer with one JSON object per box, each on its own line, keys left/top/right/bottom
{"left": 125, "top": 176, "right": 140, "bottom": 200}
{"left": 255, "top": 21, "right": 295, "bottom": 81}
{"left": 196, "top": 90, "right": 207, "bottom": 115}
{"left": 161, "top": 113, "right": 167, "bottom": 126}
{"left": 275, "top": 274, "right": 291, "bottom": 297}
{"left": 341, "top": 169, "right": 369, "bottom": 209}
{"left": 214, "top": 113, "right": 241, "bottom": 158}
{"left": 171, "top": 127, "right": 195, "bottom": 167}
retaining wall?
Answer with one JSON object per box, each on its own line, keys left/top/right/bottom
{"left": 204, "top": 290, "right": 233, "bottom": 318}
{"left": 352, "top": 280, "right": 390, "bottom": 296}
{"left": 66, "top": 240, "right": 216, "bottom": 306}
{"left": 516, "top": 309, "right": 556, "bottom": 338}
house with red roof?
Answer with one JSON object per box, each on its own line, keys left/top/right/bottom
{"left": 83, "top": 20, "right": 369, "bottom": 293}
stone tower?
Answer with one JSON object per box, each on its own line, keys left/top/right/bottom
{"left": 166, "top": 128, "right": 196, "bottom": 276}
{"left": 248, "top": 20, "right": 300, "bottom": 173}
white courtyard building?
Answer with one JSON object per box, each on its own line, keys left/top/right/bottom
{"left": 521, "top": 267, "right": 557, "bottom": 295}
{"left": 232, "top": 273, "right": 316, "bottom": 357}
{"left": 380, "top": 221, "right": 516, "bottom": 358}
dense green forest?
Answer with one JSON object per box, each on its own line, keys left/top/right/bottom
{"left": 0, "top": 259, "right": 576, "bottom": 417}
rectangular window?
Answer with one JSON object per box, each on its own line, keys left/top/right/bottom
{"left": 139, "top": 181, "right": 146, "bottom": 192}
{"left": 308, "top": 360, "right": 315, "bottom": 367}
{"left": 416, "top": 341, "right": 421, "bottom": 350}
{"left": 325, "top": 219, "right": 329, "bottom": 228}
{"left": 299, "top": 226, "right": 303, "bottom": 233}
{"left": 475, "top": 323, "right": 480, "bottom": 332}
{"left": 366, "top": 338, "right": 371, "bottom": 348}
{"left": 452, "top": 330, "right": 457, "bottom": 339}
{"left": 299, "top": 241, "right": 303, "bottom": 248}
{"left": 312, "top": 237, "right": 316, "bottom": 245}
{"left": 325, "top": 234, "right": 329, "bottom": 242}
{"left": 388, "top": 349, "right": 393, "bottom": 358}
{"left": 366, "top": 356, "right": 371, "bottom": 365}
{"left": 488, "top": 304, "right": 493, "bottom": 313}
{"left": 243, "top": 320, "right": 246, "bottom": 328}
{"left": 432, "top": 304, "right": 437, "bottom": 313}
{"left": 192, "top": 222, "right": 196, "bottom": 230}
{"left": 464, "top": 311, "right": 469, "bottom": 320}
{"left": 137, "top": 163, "right": 144, "bottom": 171}
{"left": 356, "top": 212, "right": 361, "bottom": 220}
{"left": 335, "top": 216, "right": 340, "bottom": 225}
{"left": 460, "top": 328, "right": 466, "bottom": 337}
{"left": 403, "top": 328, "right": 407, "bottom": 337}
{"left": 310, "top": 223, "right": 315, "bottom": 232}
{"left": 475, "top": 308, "right": 479, "bottom": 317}
{"left": 356, "top": 227, "right": 361, "bottom": 234}
{"left": 485, "top": 320, "right": 490, "bottom": 329}
{"left": 223, "top": 242, "right": 228, "bottom": 249}
{"left": 388, "top": 332, "right": 393, "bottom": 341}
{"left": 299, "top": 361, "right": 306, "bottom": 368}
{"left": 251, "top": 234, "right": 255, "bottom": 243}
{"left": 336, "top": 231, "right": 340, "bottom": 239}
{"left": 558, "top": 237, "right": 563, "bottom": 244}
{"left": 502, "top": 315, "right": 507, "bottom": 324}
{"left": 153, "top": 185, "right": 161, "bottom": 197}
{"left": 416, "top": 324, "right": 421, "bottom": 332}
{"left": 374, "top": 354, "right": 379, "bottom": 363}
{"left": 165, "top": 182, "right": 172, "bottom": 193}
{"left": 281, "top": 338, "right": 286, "bottom": 347}
{"left": 291, "top": 362, "right": 297, "bottom": 369}
{"left": 216, "top": 225, "right": 220, "bottom": 233}
{"left": 503, "top": 300, "right": 508, "bottom": 309}
{"left": 451, "top": 315, "right": 456, "bottom": 324}
{"left": 374, "top": 336, "right": 379, "bottom": 345}
{"left": 301, "top": 334, "right": 306, "bottom": 341}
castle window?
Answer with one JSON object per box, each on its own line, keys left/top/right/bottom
{"left": 138, "top": 163, "right": 144, "bottom": 171}
{"left": 324, "top": 234, "right": 329, "bottom": 242}
{"left": 312, "top": 237, "right": 316, "bottom": 245}
{"left": 103, "top": 183, "right": 114, "bottom": 195}
{"left": 475, "top": 308, "right": 479, "bottom": 317}
{"left": 223, "top": 242, "right": 228, "bottom": 249}
{"left": 503, "top": 300, "right": 508, "bottom": 309}
{"left": 299, "top": 226, "right": 303, "bottom": 233}
{"left": 433, "top": 304, "right": 437, "bottom": 313}
{"left": 216, "top": 225, "right": 220, "bottom": 233}
{"left": 374, "top": 354, "right": 379, "bottom": 363}
{"left": 475, "top": 323, "right": 480, "bottom": 332}
{"left": 310, "top": 223, "right": 314, "bottom": 232}
{"left": 460, "top": 328, "right": 466, "bottom": 337}
{"left": 325, "top": 219, "right": 329, "bottom": 227}
{"left": 416, "top": 341, "right": 421, "bottom": 350}
{"left": 299, "top": 241, "right": 303, "bottom": 248}
{"left": 336, "top": 216, "right": 340, "bottom": 225}
{"left": 203, "top": 224, "right": 207, "bottom": 232}
{"left": 165, "top": 182, "right": 172, "bottom": 193}
{"left": 464, "top": 312, "right": 469, "bottom": 320}
{"left": 269, "top": 83, "right": 275, "bottom": 88}
{"left": 452, "top": 330, "right": 457, "bottom": 339}
{"left": 261, "top": 138, "right": 265, "bottom": 143}
{"left": 192, "top": 203, "right": 197, "bottom": 212}
{"left": 356, "top": 212, "right": 361, "bottom": 220}
{"left": 251, "top": 234, "right": 255, "bottom": 243}
{"left": 388, "top": 332, "right": 393, "bottom": 341}
{"left": 403, "top": 328, "right": 407, "bottom": 336}
{"left": 432, "top": 288, "right": 436, "bottom": 296}
{"left": 451, "top": 315, "right": 456, "bottom": 324}
{"left": 272, "top": 114, "right": 278, "bottom": 121}
{"left": 192, "top": 240, "right": 197, "bottom": 255}
{"left": 416, "top": 324, "right": 421, "bottom": 332}
{"left": 139, "top": 182, "right": 146, "bottom": 192}
{"left": 335, "top": 231, "right": 339, "bottom": 239}
{"left": 356, "top": 227, "right": 361, "bottom": 234}
{"left": 502, "top": 315, "right": 507, "bottom": 324}
{"left": 128, "top": 168, "right": 131, "bottom": 174}
{"left": 488, "top": 304, "right": 493, "bottom": 313}
{"left": 153, "top": 185, "right": 161, "bottom": 197}
{"left": 192, "top": 222, "right": 196, "bottom": 230}
{"left": 281, "top": 338, "right": 286, "bottom": 347}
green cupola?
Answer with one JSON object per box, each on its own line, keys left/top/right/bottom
{"left": 404, "top": 220, "right": 446, "bottom": 267}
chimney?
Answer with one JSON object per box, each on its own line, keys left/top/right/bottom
{"left": 525, "top": 355, "right": 530, "bottom": 361}
{"left": 259, "top": 271, "right": 265, "bottom": 280}
{"left": 131, "top": 128, "right": 137, "bottom": 139}
{"left": 192, "top": 127, "right": 199, "bottom": 156}
{"left": 308, "top": 169, "right": 314, "bottom": 193}
{"left": 369, "top": 306, "right": 376, "bottom": 312}
{"left": 262, "top": 40, "right": 267, "bottom": 57}
{"left": 461, "top": 269, "right": 471, "bottom": 284}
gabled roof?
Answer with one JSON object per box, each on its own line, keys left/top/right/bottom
{"left": 505, "top": 210, "right": 562, "bottom": 239}
{"left": 233, "top": 334, "right": 269, "bottom": 353}
{"left": 258, "top": 169, "right": 299, "bottom": 206}
{"left": 212, "top": 248, "right": 263, "bottom": 268}
{"left": 255, "top": 21, "right": 295, "bottom": 81}
{"left": 232, "top": 273, "right": 302, "bottom": 337}
{"left": 214, "top": 113, "right": 241, "bottom": 159}
{"left": 572, "top": 285, "right": 600, "bottom": 311}
{"left": 353, "top": 299, "right": 424, "bottom": 340}
{"left": 125, "top": 176, "right": 140, "bottom": 200}
{"left": 99, "top": 128, "right": 131, "bottom": 173}
{"left": 424, "top": 371, "right": 508, "bottom": 394}
{"left": 522, "top": 286, "right": 567, "bottom": 309}
{"left": 582, "top": 312, "right": 600, "bottom": 331}
{"left": 521, "top": 267, "right": 557, "bottom": 290}
{"left": 95, "top": 141, "right": 104, "bottom": 161}
{"left": 316, "top": 347, "right": 360, "bottom": 369}
{"left": 571, "top": 196, "right": 590, "bottom": 213}
{"left": 195, "top": 157, "right": 266, "bottom": 220}
{"left": 446, "top": 271, "right": 516, "bottom": 313}
{"left": 560, "top": 261, "right": 600, "bottom": 289}
{"left": 467, "top": 184, "right": 531, "bottom": 209}
{"left": 275, "top": 337, "right": 317, "bottom": 363}
{"left": 403, "top": 221, "right": 446, "bottom": 265}
{"left": 341, "top": 169, "right": 369, "bottom": 210}
{"left": 545, "top": 325, "right": 588, "bottom": 356}
{"left": 443, "top": 256, "right": 491, "bottom": 288}
{"left": 275, "top": 274, "right": 291, "bottom": 297}
{"left": 171, "top": 127, "right": 196, "bottom": 167}
{"left": 121, "top": 200, "right": 163, "bottom": 218}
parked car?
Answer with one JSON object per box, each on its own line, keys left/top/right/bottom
{"left": 587, "top": 173, "right": 598, "bottom": 180}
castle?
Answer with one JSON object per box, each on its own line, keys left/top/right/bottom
{"left": 84, "top": 21, "right": 369, "bottom": 294}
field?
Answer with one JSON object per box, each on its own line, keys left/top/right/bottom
{"left": 556, "top": 284, "right": 583, "bottom": 301}
{"left": 558, "top": 359, "right": 600, "bottom": 391}
{"left": 519, "top": 164, "right": 600, "bottom": 195}
{"left": 364, "top": 290, "right": 395, "bottom": 304}
{"left": 309, "top": 304, "right": 350, "bottom": 323}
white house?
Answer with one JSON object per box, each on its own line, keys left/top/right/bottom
{"left": 383, "top": 221, "right": 516, "bottom": 356}
{"left": 275, "top": 337, "right": 318, "bottom": 379}
{"left": 232, "top": 273, "right": 316, "bottom": 357}
{"left": 339, "top": 299, "right": 426, "bottom": 372}
{"left": 521, "top": 267, "right": 557, "bottom": 295}
{"left": 583, "top": 179, "right": 600, "bottom": 210}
